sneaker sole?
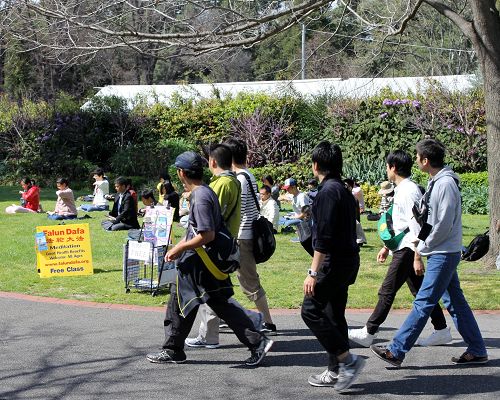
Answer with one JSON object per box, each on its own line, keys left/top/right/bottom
{"left": 245, "top": 339, "right": 274, "bottom": 366}
{"left": 185, "top": 343, "right": 220, "bottom": 349}
{"left": 370, "top": 347, "right": 402, "bottom": 367}
{"left": 308, "top": 379, "right": 337, "bottom": 387}
{"left": 451, "top": 358, "right": 488, "bottom": 365}
{"left": 146, "top": 356, "right": 186, "bottom": 364}
{"left": 334, "top": 357, "right": 366, "bottom": 393}
{"left": 260, "top": 330, "right": 277, "bottom": 336}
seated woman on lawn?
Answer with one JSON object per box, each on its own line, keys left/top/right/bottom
{"left": 5, "top": 177, "right": 40, "bottom": 214}
{"left": 160, "top": 181, "right": 180, "bottom": 221}
{"left": 138, "top": 189, "right": 158, "bottom": 217}
{"left": 79, "top": 168, "right": 109, "bottom": 212}
{"left": 47, "top": 178, "right": 78, "bottom": 220}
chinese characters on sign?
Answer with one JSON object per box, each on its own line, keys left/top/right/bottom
{"left": 35, "top": 223, "right": 93, "bottom": 278}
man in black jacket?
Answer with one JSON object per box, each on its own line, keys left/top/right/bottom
{"left": 301, "top": 141, "right": 365, "bottom": 393}
{"left": 103, "top": 176, "right": 140, "bottom": 231}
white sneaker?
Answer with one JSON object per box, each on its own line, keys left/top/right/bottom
{"left": 308, "top": 369, "right": 338, "bottom": 387}
{"left": 184, "top": 337, "right": 220, "bottom": 349}
{"left": 348, "top": 326, "right": 376, "bottom": 347}
{"left": 334, "top": 354, "right": 366, "bottom": 393}
{"left": 416, "top": 327, "right": 452, "bottom": 346}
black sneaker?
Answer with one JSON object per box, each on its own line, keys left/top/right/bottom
{"left": 244, "top": 337, "right": 274, "bottom": 366}
{"left": 370, "top": 345, "right": 403, "bottom": 367}
{"left": 451, "top": 352, "right": 488, "bottom": 365}
{"left": 260, "top": 322, "right": 277, "bottom": 336}
{"left": 146, "top": 349, "right": 186, "bottom": 364}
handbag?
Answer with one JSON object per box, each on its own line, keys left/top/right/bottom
{"left": 237, "top": 172, "right": 276, "bottom": 264}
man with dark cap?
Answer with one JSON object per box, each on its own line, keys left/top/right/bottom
{"left": 146, "top": 151, "right": 273, "bottom": 366}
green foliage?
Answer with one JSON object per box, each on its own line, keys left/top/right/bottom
{"left": 343, "top": 155, "right": 387, "bottom": 185}
{"left": 461, "top": 186, "right": 489, "bottom": 215}
{"left": 459, "top": 171, "right": 489, "bottom": 187}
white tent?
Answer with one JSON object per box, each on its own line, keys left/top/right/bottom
{"left": 85, "top": 75, "right": 477, "bottom": 109}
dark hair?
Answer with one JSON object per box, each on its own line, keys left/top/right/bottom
{"left": 160, "top": 181, "right": 176, "bottom": 195}
{"left": 159, "top": 172, "right": 171, "bottom": 181}
{"left": 260, "top": 185, "right": 271, "bottom": 194}
{"left": 262, "top": 175, "right": 274, "bottom": 186}
{"left": 125, "top": 178, "right": 134, "bottom": 189}
{"left": 416, "top": 139, "right": 445, "bottom": 168}
{"left": 141, "top": 189, "right": 156, "bottom": 202}
{"left": 386, "top": 150, "right": 413, "bottom": 178}
{"left": 209, "top": 144, "right": 233, "bottom": 170}
{"left": 344, "top": 178, "right": 354, "bottom": 190}
{"left": 21, "top": 177, "right": 33, "bottom": 187}
{"left": 224, "top": 137, "right": 247, "bottom": 165}
{"left": 92, "top": 168, "right": 105, "bottom": 177}
{"left": 308, "top": 178, "right": 318, "bottom": 187}
{"left": 311, "top": 141, "right": 342, "bottom": 177}
{"left": 114, "top": 176, "right": 127, "bottom": 186}
{"left": 178, "top": 167, "right": 204, "bottom": 180}
{"left": 56, "top": 177, "right": 70, "bottom": 186}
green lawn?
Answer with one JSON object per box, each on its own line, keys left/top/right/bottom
{"left": 0, "top": 185, "right": 498, "bottom": 309}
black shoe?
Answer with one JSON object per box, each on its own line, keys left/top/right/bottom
{"left": 146, "top": 349, "right": 186, "bottom": 364}
{"left": 245, "top": 337, "right": 273, "bottom": 366}
{"left": 451, "top": 352, "right": 488, "bottom": 365}
{"left": 260, "top": 322, "right": 277, "bottom": 336}
{"left": 370, "top": 345, "right": 403, "bottom": 367}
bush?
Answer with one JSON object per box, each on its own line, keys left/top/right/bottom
{"left": 461, "top": 186, "right": 489, "bottom": 215}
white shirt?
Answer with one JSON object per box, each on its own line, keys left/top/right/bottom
{"left": 260, "top": 197, "right": 279, "bottom": 230}
{"left": 292, "top": 192, "right": 310, "bottom": 215}
{"left": 93, "top": 180, "right": 109, "bottom": 206}
{"left": 392, "top": 178, "right": 422, "bottom": 251}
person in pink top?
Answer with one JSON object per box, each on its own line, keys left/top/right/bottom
{"left": 5, "top": 177, "right": 40, "bottom": 214}
{"left": 47, "top": 178, "right": 77, "bottom": 220}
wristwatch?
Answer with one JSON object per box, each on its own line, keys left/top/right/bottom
{"left": 307, "top": 269, "right": 318, "bottom": 277}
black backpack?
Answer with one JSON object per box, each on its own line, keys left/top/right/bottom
{"left": 462, "top": 231, "right": 489, "bottom": 262}
{"left": 238, "top": 172, "right": 276, "bottom": 264}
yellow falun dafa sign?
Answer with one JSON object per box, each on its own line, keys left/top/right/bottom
{"left": 35, "top": 223, "right": 93, "bottom": 278}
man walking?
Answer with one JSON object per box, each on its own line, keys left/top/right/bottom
{"left": 349, "top": 150, "right": 451, "bottom": 347}
{"left": 371, "top": 139, "right": 488, "bottom": 366}
{"left": 146, "top": 151, "right": 272, "bottom": 366}
{"left": 302, "top": 141, "right": 365, "bottom": 393}
{"left": 185, "top": 144, "right": 263, "bottom": 349}
{"left": 225, "top": 138, "right": 277, "bottom": 335}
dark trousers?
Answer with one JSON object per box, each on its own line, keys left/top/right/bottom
{"left": 366, "top": 247, "right": 447, "bottom": 335}
{"left": 162, "top": 287, "right": 263, "bottom": 353}
{"left": 301, "top": 256, "right": 359, "bottom": 370}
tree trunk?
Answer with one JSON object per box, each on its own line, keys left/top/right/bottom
{"left": 469, "top": 1, "right": 500, "bottom": 266}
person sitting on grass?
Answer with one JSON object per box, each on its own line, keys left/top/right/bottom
{"left": 47, "top": 178, "right": 77, "bottom": 220}
{"left": 102, "top": 177, "right": 140, "bottom": 231}
{"left": 160, "top": 181, "right": 180, "bottom": 222}
{"left": 79, "top": 168, "right": 109, "bottom": 212}
{"left": 5, "top": 177, "right": 40, "bottom": 214}
{"left": 138, "top": 189, "right": 158, "bottom": 217}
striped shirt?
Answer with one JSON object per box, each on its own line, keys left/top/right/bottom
{"left": 236, "top": 169, "right": 260, "bottom": 240}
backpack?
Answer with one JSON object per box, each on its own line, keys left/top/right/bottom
{"left": 238, "top": 172, "right": 276, "bottom": 264}
{"left": 377, "top": 204, "right": 409, "bottom": 250}
{"left": 461, "top": 231, "right": 489, "bottom": 262}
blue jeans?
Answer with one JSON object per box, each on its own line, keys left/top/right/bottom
{"left": 80, "top": 204, "right": 109, "bottom": 212}
{"left": 278, "top": 217, "right": 301, "bottom": 229}
{"left": 388, "top": 252, "right": 487, "bottom": 360}
{"left": 47, "top": 214, "right": 77, "bottom": 220}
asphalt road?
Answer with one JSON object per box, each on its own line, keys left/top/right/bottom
{"left": 1, "top": 294, "right": 499, "bottom": 400}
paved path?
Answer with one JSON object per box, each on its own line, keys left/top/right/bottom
{"left": 1, "top": 293, "right": 499, "bottom": 400}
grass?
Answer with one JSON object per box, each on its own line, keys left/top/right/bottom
{"left": 0, "top": 185, "right": 498, "bottom": 310}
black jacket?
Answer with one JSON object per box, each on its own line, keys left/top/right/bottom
{"left": 312, "top": 175, "right": 359, "bottom": 258}
{"left": 110, "top": 190, "right": 140, "bottom": 228}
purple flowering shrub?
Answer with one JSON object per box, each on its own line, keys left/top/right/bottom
{"left": 325, "top": 87, "right": 486, "bottom": 172}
